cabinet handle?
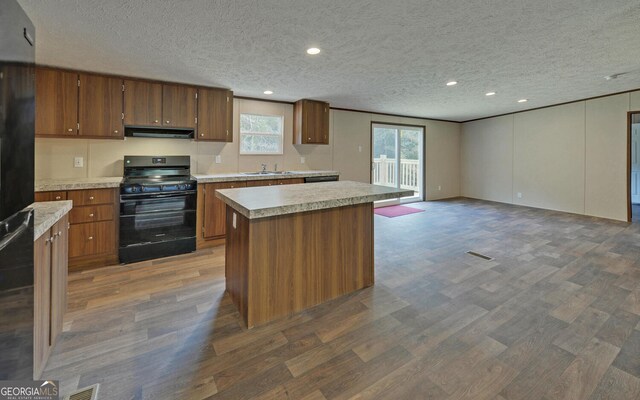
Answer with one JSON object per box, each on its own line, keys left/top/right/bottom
{"left": 67, "top": 128, "right": 73, "bottom": 132}
{"left": 154, "top": 119, "right": 159, "bottom": 123}
{"left": 308, "top": 137, "right": 311, "bottom": 140}
{"left": 89, "top": 213, "right": 94, "bottom": 217}
{"left": 88, "top": 236, "right": 94, "bottom": 240}
{"left": 200, "top": 133, "right": 204, "bottom": 137}
{"left": 89, "top": 196, "right": 94, "bottom": 200}
{"left": 55, "top": 196, "right": 61, "bottom": 200}
{"left": 114, "top": 130, "right": 119, "bottom": 134}
{"left": 58, "top": 231, "right": 62, "bottom": 236}
{"left": 166, "top": 120, "right": 170, "bottom": 124}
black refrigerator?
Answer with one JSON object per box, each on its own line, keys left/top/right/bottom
{"left": 0, "top": 0, "right": 36, "bottom": 380}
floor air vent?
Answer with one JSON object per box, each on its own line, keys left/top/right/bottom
{"left": 65, "top": 384, "right": 99, "bottom": 400}
{"left": 466, "top": 251, "right": 493, "bottom": 261}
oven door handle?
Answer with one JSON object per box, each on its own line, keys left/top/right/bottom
{"left": 120, "top": 190, "right": 196, "bottom": 201}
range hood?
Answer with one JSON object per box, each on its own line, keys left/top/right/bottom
{"left": 124, "top": 126, "right": 194, "bottom": 139}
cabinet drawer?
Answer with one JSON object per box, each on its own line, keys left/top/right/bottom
{"left": 67, "top": 188, "right": 115, "bottom": 206}
{"left": 69, "top": 221, "right": 116, "bottom": 258}
{"left": 70, "top": 204, "right": 114, "bottom": 224}
{"left": 35, "top": 191, "right": 67, "bottom": 202}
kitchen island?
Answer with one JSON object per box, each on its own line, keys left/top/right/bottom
{"left": 216, "top": 181, "right": 413, "bottom": 328}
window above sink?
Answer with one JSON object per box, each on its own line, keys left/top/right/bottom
{"left": 239, "top": 113, "right": 284, "bottom": 155}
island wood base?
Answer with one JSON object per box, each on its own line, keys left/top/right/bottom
{"left": 225, "top": 202, "right": 374, "bottom": 328}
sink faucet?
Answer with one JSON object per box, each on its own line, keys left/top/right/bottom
{"left": 261, "top": 163, "right": 267, "bottom": 173}
{"left": 274, "top": 163, "right": 278, "bottom": 172}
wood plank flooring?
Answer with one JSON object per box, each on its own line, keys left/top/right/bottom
{"left": 44, "top": 198, "right": 640, "bottom": 399}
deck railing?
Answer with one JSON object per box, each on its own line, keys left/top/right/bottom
{"left": 372, "top": 157, "right": 420, "bottom": 191}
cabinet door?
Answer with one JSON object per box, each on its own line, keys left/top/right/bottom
{"left": 162, "top": 84, "right": 197, "bottom": 128}
{"left": 35, "top": 68, "right": 78, "bottom": 136}
{"left": 308, "top": 101, "right": 329, "bottom": 144}
{"left": 79, "top": 74, "right": 123, "bottom": 138}
{"left": 123, "top": 79, "right": 162, "bottom": 126}
{"left": 203, "top": 182, "right": 246, "bottom": 238}
{"left": 33, "top": 232, "right": 51, "bottom": 379}
{"left": 197, "top": 88, "right": 233, "bottom": 141}
{"left": 69, "top": 221, "right": 115, "bottom": 258}
{"left": 50, "top": 214, "right": 68, "bottom": 345}
{"left": 318, "top": 102, "right": 330, "bottom": 144}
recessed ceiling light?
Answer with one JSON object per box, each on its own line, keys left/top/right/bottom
{"left": 518, "top": 99, "right": 528, "bottom": 103}
{"left": 263, "top": 90, "right": 273, "bottom": 95}
{"left": 306, "top": 47, "right": 321, "bottom": 55}
{"left": 485, "top": 92, "right": 496, "bottom": 96}
{"left": 446, "top": 81, "right": 458, "bottom": 86}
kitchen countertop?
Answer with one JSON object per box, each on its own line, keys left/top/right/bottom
{"left": 216, "top": 180, "right": 414, "bottom": 219}
{"left": 35, "top": 177, "right": 123, "bottom": 192}
{"left": 34, "top": 171, "right": 340, "bottom": 191}
{"left": 30, "top": 200, "right": 73, "bottom": 240}
{"left": 192, "top": 170, "right": 339, "bottom": 183}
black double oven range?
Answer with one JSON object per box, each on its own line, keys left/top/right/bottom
{"left": 119, "top": 156, "right": 197, "bottom": 263}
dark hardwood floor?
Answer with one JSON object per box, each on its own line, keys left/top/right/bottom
{"left": 45, "top": 198, "right": 640, "bottom": 399}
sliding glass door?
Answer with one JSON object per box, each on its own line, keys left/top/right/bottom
{"left": 371, "top": 123, "right": 424, "bottom": 205}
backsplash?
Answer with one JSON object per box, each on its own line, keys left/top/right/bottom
{"left": 35, "top": 99, "right": 333, "bottom": 179}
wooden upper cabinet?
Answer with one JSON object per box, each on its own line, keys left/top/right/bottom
{"left": 293, "top": 99, "right": 330, "bottom": 145}
{"left": 162, "top": 84, "right": 197, "bottom": 129}
{"left": 35, "top": 68, "right": 78, "bottom": 137}
{"left": 123, "top": 79, "right": 162, "bottom": 126}
{"left": 78, "top": 74, "right": 123, "bottom": 138}
{"left": 197, "top": 87, "right": 233, "bottom": 141}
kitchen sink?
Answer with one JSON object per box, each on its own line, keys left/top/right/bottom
{"left": 242, "top": 171, "right": 293, "bottom": 175}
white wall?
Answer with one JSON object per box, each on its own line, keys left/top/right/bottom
{"left": 36, "top": 99, "right": 462, "bottom": 200}
{"left": 462, "top": 90, "right": 640, "bottom": 221}
{"left": 461, "top": 115, "right": 513, "bottom": 203}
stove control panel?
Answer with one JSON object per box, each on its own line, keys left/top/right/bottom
{"left": 121, "top": 181, "right": 196, "bottom": 194}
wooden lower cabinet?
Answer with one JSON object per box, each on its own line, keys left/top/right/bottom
{"left": 36, "top": 188, "right": 118, "bottom": 270}
{"left": 197, "top": 178, "right": 306, "bottom": 248}
{"left": 33, "top": 213, "right": 69, "bottom": 379}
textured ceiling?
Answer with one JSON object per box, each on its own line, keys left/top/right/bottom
{"left": 17, "top": 0, "right": 640, "bottom": 122}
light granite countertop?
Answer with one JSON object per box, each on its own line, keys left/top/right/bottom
{"left": 29, "top": 200, "right": 73, "bottom": 240}
{"left": 35, "top": 171, "right": 340, "bottom": 191}
{"left": 216, "top": 180, "right": 414, "bottom": 219}
{"left": 35, "top": 177, "right": 123, "bottom": 192}
{"left": 192, "top": 170, "right": 339, "bottom": 183}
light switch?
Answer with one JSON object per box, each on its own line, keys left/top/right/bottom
{"left": 300, "top": 157, "right": 305, "bottom": 164}
{"left": 215, "top": 155, "right": 222, "bottom": 164}
{"left": 74, "top": 156, "right": 84, "bottom": 168}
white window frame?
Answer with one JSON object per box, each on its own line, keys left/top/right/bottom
{"left": 239, "top": 113, "right": 284, "bottom": 155}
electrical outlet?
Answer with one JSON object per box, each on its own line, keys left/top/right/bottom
{"left": 300, "top": 157, "right": 305, "bottom": 164}
{"left": 358, "top": 145, "right": 362, "bottom": 153}
{"left": 438, "top": 185, "right": 442, "bottom": 191}
{"left": 215, "top": 155, "right": 221, "bottom": 164}
{"left": 74, "top": 156, "right": 84, "bottom": 168}
{"left": 517, "top": 192, "right": 523, "bottom": 198}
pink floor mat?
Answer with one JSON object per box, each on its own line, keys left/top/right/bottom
{"left": 374, "top": 205, "right": 425, "bottom": 218}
